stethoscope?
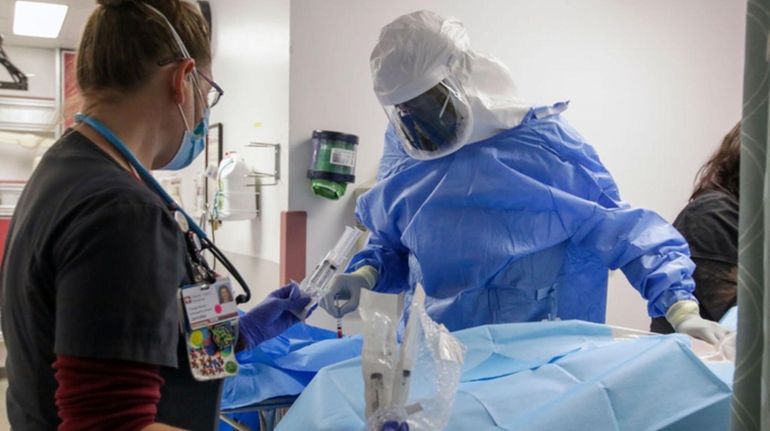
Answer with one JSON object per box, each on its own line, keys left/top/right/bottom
{"left": 74, "top": 113, "right": 252, "bottom": 305}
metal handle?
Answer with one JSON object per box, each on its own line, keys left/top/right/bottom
{"left": 246, "top": 142, "right": 280, "bottom": 186}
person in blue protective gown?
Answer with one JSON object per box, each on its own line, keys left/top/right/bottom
{"left": 320, "top": 10, "right": 729, "bottom": 345}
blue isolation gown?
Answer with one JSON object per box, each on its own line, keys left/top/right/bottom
{"left": 351, "top": 105, "right": 696, "bottom": 331}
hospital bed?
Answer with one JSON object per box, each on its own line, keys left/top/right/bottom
{"left": 219, "top": 395, "right": 296, "bottom": 431}
{"left": 217, "top": 324, "right": 363, "bottom": 430}
{"left": 219, "top": 319, "right": 734, "bottom": 430}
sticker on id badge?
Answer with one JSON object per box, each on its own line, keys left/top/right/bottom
{"left": 179, "top": 277, "right": 240, "bottom": 381}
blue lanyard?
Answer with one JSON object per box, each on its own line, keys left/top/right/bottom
{"left": 74, "top": 113, "right": 208, "bottom": 239}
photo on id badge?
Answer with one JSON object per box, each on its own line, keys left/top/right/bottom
{"left": 180, "top": 277, "right": 240, "bottom": 380}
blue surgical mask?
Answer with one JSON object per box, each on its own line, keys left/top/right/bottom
{"left": 161, "top": 105, "right": 209, "bottom": 171}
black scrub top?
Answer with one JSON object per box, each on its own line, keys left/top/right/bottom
{"left": 0, "top": 130, "right": 221, "bottom": 430}
{"left": 650, "top": 189, "right": 739, "bottom": 333}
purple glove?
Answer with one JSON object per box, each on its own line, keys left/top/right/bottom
{"left": 239, "top": 282, "right": 311, "bottom": 349}
{"left": 381, "top": 421, "right": 409, "bottom": 431}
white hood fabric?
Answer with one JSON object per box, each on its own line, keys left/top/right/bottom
{"left": 370, "top": 10, "right": 532, "bottom": 145}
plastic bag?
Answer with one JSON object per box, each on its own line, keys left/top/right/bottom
{"left": 362, "top": 289, "right": 465, "bottom": 431}
{"left": 718, "top": 331, "right": 737, "bottom": 361}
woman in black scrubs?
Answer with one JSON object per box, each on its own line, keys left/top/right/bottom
{"left": 651, "top": 122, "right": 741, "bottom": 334}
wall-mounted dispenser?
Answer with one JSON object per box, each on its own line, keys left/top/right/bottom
{"left": 307, "top": 130, "right": 358, "bottom": 200}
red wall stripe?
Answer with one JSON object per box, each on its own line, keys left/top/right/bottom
{"left": 280, "top": 211, "right": 307, "bottom": 285}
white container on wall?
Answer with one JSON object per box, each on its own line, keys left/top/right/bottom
{"left": 216, "top": 152, "right": 257, "bottom": 221}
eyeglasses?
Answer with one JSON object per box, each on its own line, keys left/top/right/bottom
{"left": 196, "top": 71, "right": 224, "bottom": 108}
{"left": 157, "top": 57, "right": 224, "bottom": 108}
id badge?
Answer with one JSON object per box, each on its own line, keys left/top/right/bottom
{"left": 179, "top": 276, "right": 240, "bottom": 381}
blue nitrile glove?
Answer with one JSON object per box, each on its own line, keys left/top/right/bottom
{"left": 239, "top": 282, "right": 311, "bottom": 349}
{"left": 381, "top": 421, "right": 409, "bottom": 431}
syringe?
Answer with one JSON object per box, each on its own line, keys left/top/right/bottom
{"left": 392, "top": 296, "right": 419, "bottom": 407}
{"left": 297, "top": 226, "right": 363, "bottom": 318}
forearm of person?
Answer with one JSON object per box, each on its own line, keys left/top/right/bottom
{"left": 54, "top": 355, "right": 166, "bottom": 431}
{"left": 348, "top": 238, "right": 410, "bottom": 293}
{"left": 571, "top": 204, "right": 696, "bottom": 316}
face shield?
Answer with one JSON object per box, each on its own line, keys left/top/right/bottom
{"left": 384, "top": 76, "right": 473, "bottom": 160}
{"left": 371, "top": 11, "right": 531, "bottom": 160}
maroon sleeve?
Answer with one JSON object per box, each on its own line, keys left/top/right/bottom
{"left": 54, "top": 355, "right": 164, "bottom": 431}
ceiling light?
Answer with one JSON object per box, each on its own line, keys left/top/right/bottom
{"left": 13, "top": 1, "right": 69, "bottom": 39}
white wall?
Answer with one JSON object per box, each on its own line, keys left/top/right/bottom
{"left": 289, "top": 0, "right": 746, "bottom": 331}
{"left": 179, "top": 0, "right": 290, "bottom": 269}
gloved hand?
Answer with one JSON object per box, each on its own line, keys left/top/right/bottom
{"left": 381, "top": 421, "right": 409, "bottom": 431}
{"left": 319, "top": 265, "right": 378, "bottom": 318}
{"left": 666, "top": 300, "right": 731, "bottom": 345}
{"left": 239, "top": 282, "right": 311, "bottom": 349}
